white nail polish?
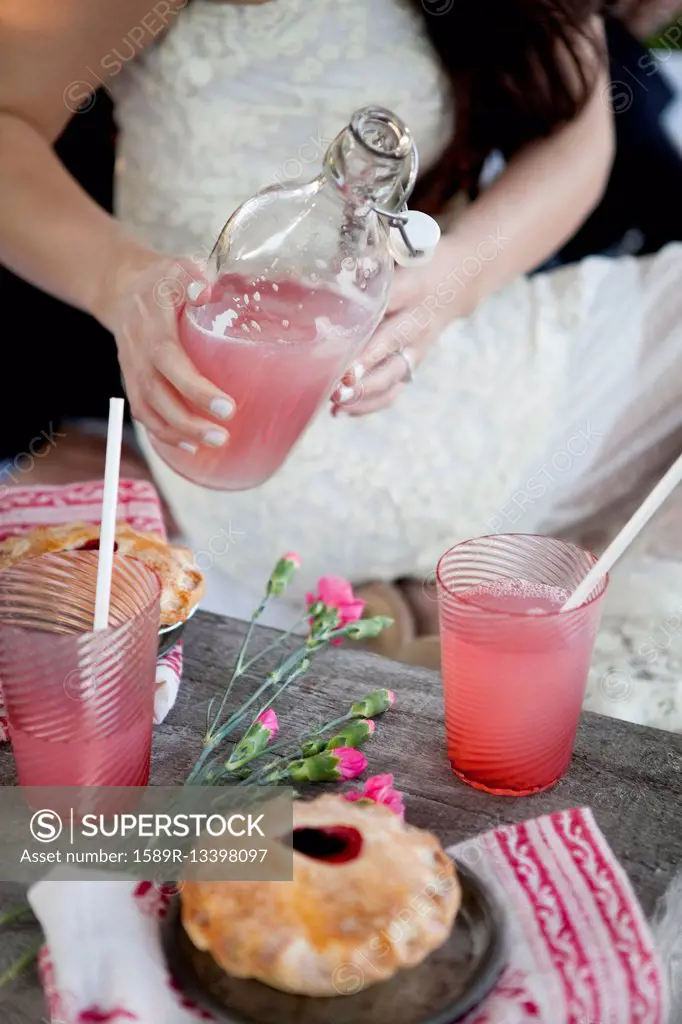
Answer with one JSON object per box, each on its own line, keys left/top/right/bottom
{"left": 352, "top": 363, "right": 366, "bottom": 381}
{"left": 204, "top": 428, "right": 228, "bottom": 447}
{"left": 187, "top": 281, "right": 206, "bottom": 302}
{"left": 210, "top": 397, "right": 235, "bottom": 420}
{"left": 178, "top": 441, "right": 198, "bottom": 455}
{"left": 336, "top": 385, "right": 355, "bottom": 404}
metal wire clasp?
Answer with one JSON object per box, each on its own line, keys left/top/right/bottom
{"left": 372, "top": 141, "right": 421, "bottom": 257}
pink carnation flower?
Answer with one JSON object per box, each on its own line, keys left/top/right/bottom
{"left": 256, "top": 709, "right": 279, "bottom": 738}
{"left": 282, "top": 552, "right": 301, "bottom": 568}
{"left": 334, "top": 747, "right": 367, "bottom": 781}
{"left": 307, "top": 576, "right": 366, "bottom": 626}
{"left": 343, "top": 773, "right": 405, "bottom": 818}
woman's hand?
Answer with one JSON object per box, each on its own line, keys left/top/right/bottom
{"left": 332, "top": 237, "right": 473, "bottom": 417}
{"left": 95, "top": 250, "right": 237, "bottom": 451}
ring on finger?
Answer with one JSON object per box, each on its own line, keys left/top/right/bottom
{"left": 397, "top": 348, "right": 416, "bottom": 383}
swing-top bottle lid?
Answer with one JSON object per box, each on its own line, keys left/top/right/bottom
{"left": 349, "top": 107, "right": 414, "bottom": 163}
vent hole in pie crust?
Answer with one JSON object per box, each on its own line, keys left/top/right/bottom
{"left": 289, "top": 826, "right": 363, "bottom": 864}
{"left": 77, "top": 539, "right": 119, "bottom": 553}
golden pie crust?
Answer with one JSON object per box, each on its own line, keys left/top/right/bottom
{"left": 181, "top": 794, "right": 461, "bottom": 997}
{"left": 0, "top": 522, "right": 203, "bottom": 628}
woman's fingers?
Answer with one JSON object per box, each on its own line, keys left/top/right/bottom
{"left": 133, "top": 404, "right": 196, "bottom": 450}
{"left": 343, "top": 300, "right": 418, "bottom": 381}
{"left": 358, "top": 324, "right": 404, "bottom": 373}
{"left": 339, "top": 383, "right": 406, "bottom": 417}
{"left": 143, "top": 374, "right": 231, "bottom": 447}
{"left": 153, "top": 338, "right": 235, "bottom": 421}
{"left": 334, "top": 347, "right": 417, "bottom": 410}
{"left": 113, "top": 250, "right": 235, "bottom": 447}
{"left": 148, "top": 257, "right": 211, "bottom": 313}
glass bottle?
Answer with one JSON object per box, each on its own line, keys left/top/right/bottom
{"left": 151, "top": 106, "right": 421, "bottom": 491}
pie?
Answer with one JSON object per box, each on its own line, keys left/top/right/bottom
{"left": 0, "top": 522, "right": 203, "bottom": 627}
{"left": 181, "top": 793, "right": 461, "bottom": 997}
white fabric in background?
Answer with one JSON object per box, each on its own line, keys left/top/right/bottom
{"left": 110, "top": 2, "right": 682, "bottom": 728}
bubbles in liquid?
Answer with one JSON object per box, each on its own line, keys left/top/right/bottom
{"left": 272, "top": 283, "right": 279, "bottom": 292}
{"left": 282, "top": 319, "right": 290, "bottom": 328}
{"left": 241, "top": 323, "right": 250, "bottom": 334}
{"left": 466, "top": 579, "right": 569, "bottom": 615}
{"left": 243, "top": 294, "right": 250, "bottom": 304}
{"left": 253, "top": 291, "right": 261, "bottom": 301}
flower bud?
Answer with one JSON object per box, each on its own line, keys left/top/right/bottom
{"left": 326, "top": 719, "right": 375, "bottom": 750}
{"left": 344, "top": 616, "right": 393, "bottom": 640}
{"left": 226, "top": 710, "right": 279, "bottom": 769}
{"left": 288, "top": 747, "right": 367, "bottom": 783}
{"left": 300, "top": 739, "right": 326, "bottom": 758}
{"left": 350, "top": 689, "right": 396, "bottom": 718}
{"left": 267, "top": 553, "right": 301, "bottom": 597}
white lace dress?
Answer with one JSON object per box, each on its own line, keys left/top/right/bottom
{"left": 110, "top": 0, "right": 682, "bottom": 729}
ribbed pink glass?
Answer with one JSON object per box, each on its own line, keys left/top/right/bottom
{"left": 0, "top": 551, "right": 160, "bottom": 788}
{"left": 437, "top": 535, "right": 608, "bottom": 796}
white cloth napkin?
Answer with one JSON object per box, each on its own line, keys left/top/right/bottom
{"left": 27, "top": 807, "right": 667, "bottom": 1023}
{"left": 0, "top": 479, "right": 185, "bottom": 739}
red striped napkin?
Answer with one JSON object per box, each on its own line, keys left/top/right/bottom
{"left": 449, "top": 808, "right": 666, "bottom": 1023}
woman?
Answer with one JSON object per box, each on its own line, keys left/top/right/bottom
{"left": 1, "top": 3, "right": 682, "bottom": 657}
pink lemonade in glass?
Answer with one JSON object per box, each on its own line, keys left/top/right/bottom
{"left": 0, "top": 552, "right": 160, "bottom": 797}
{"left": 438, "top": 536, "right": 608, "bottom": 796}
{"left": 151, "top": 273, "right": 378, "bottom": 490}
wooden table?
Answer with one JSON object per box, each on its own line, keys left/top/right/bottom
{"left": 2, "top": 610, "right": 682, "bottom": 1020}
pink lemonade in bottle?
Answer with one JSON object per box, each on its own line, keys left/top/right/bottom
{"left": 440, "top": 578, "right": 601, "bottom": 796}
{"left": 152, "top": 273, "right": 376, "bottom": 490}
{"left": 148, "top": 107, "right": 422, "bottom": 491}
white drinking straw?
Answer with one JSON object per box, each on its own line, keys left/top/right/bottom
{"left": 562, "top": 450, "right": 682, "bottom": 612}
{"left": 94, "top": 398, "right": 125, "bottom": 631}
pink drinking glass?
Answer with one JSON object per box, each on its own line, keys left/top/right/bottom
{"left": 0, "top": 551, "right": 160, "bottom": 788}
{"left": 437, "top": 535, "right": 608, "bottom": 796}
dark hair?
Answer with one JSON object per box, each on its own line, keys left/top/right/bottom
{"left": 408, "top": 0, "right": 609, "bottom": 213}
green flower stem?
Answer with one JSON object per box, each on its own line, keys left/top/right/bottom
{"left": 206, "top": 594, "right": 270, "bottom": 736}
{"left": 0, "top": 943, "right": 41, "bottom": 990}
{"left": 190, "top": 617, "right": 381, "bottom": 787}
{"left": 252, "top": 660, "right": 313, "bottom": 721}
{"left": 219, "top": 644, "right": 314, "bottom": 738}
{"left": 240, "top": 614, "right": 311, "bottom": 674}
{"left": 315, "top": 712, "right": 353, "bottom": 735}
{"left": 205, "top": 660, "right": 313, "bottom": 784}
{"left": 205, "top": 627, "right": 350, "bottom": 779}
{"left": 239, "top": 758, "right": 288, "bottom": 787}
{"left": 189, "top": 648, "right": 314, "bottom": 785}
{"left": 227, "top": 712, "right": 354, "bottom": 773}
{"left": 0, "top": 906, "right": 33, "bottom": 929}
{"left": 234, "top": 597, "right": 270, "bottom": 675}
